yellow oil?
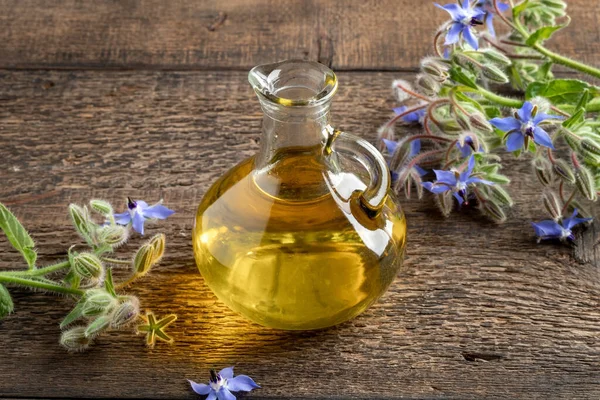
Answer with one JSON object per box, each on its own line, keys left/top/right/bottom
{"left": 193, "top": 149, "right": 407, "bottom": 330}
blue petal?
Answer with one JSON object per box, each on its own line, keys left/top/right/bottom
{"left": 460, "top": 155, "right": 475, "bottom": 182}
{"left": 414, "top": 165, "right": 428, "bottom": 177}
{"left": 409, "top": 139, "right": 421, "bottom": 157}
{"left": 390, "top": 170, "right": 399, "bottom": 183}
{"left": 216, "top": 387, "right": 236, "bottom": 400}
{"left": 506, "top": 132, "right": 525, "bottom": 152}
{"left": 382, "top": 138, "right": 398, "bottom": 155}
{"left": 532, "top": 126, "right": 555, "bottom": 149}
{"left": 219, "top": 367, "right": 234, "bottom": 379}
{"left": 392, "top": 106, "right": 407, "bottom": 115}
{"left": 132, "top": 211, "right": 145, "bottom": 235}
{"left": 462, "top": 0, "right": 469, "bottom": 9}
{"left": 142, "top": 204, "right": 175, "bottom": 219}
{"left": 466, "top": 177, "right": 494, "bottom": 186}
{"left": 188, "top": 380, "right": 212, "bottom": 395}
{"left": 226, "top": 375, "right": 261, "bottom": 392}
{"left": 435, "top": 3, "right": 464, "bottom": 21}
{"left": 422, "top": 182, "right": 451, "bottom": 194}
{"left": 135, "top": 200, "right": 149, "bottom": 209}
{"left": 563, "top": 209, "right": 592, "bottom": 230}
{"left": 472, "top": 7, "right": 486, "bottom": 19}
{"left": 445, "top": 23, "right": 464, "bottom": 45}
{"left": 485, "top": 13, "right": 496, "bottom": 37}
{"left": 434, "top": 170, "right": 458, "bottom": 185}
{"left": 518, "top": 101, "right": 534, "bottom": 122}
{"left": 113, "top": 211, "right": 132, "bottom": 225}
{"left": 533, "top": 112, "right": 563, "bottom": 125}
{"left": 462, "top": 26, "right": 479, "bottom": 50}
{"left": 531, "top": 220, "right": 564, "bottom": 239}
{"left": 403, "top": 111, "right": 422, "bottom": 123}
{"left": 498, "top": 2, "right": 510, "bottom": 12}
{"left": 453, "top": 191, "right": 464, "bottom": 205}
{"left": 207, "top": 393, "right": 217, "bottom": 400}
{"left": 490, "top": 116, "right": 521, "bottom": 132}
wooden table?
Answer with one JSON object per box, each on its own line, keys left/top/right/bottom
{"left": 1, "top": 1, "right": 599, "bottom": 399}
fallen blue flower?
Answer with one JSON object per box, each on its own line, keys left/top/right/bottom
{"left": 422, "top": 155, "right": 493, "bottom": 205}
{"left": 189, "top": 367, "right": 260, "bottom": 400}
{"left": 490, "top": 101, "right": 561, "bottom": 152}
{"left": 435, "top": 0, "right": 485, "bottom": 50}
{"left": 113, "top": 198, "right": 175, "bottom": 235}
{"left": 532, "top": 209, "right": 592, "bottom": 242}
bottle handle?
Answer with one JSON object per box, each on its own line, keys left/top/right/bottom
{"left": 323, "top": 125, "right": 390, "bottom": 214}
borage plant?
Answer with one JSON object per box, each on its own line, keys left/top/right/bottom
{"left": 378, "top": 0, "right": 600, "bottom": 243}
{"left": 0, "top": 198, "right": 176, "bottom": 351}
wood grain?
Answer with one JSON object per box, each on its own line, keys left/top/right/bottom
{"left": 0, "top": 0, "right": 598, "bottom": 71}
{"left": 0, "top": 70, "right": 599, "bottom": 399}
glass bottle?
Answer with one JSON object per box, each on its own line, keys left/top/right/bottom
{"left": 193, "top": 60, "right": 406, "bottom": 330}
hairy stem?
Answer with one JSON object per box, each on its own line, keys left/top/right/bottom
{"left": 0, "top": 261, "right": 71, "bottom": 277}
{"left": 0, "top": 275, "right": 83, "bottom": 296}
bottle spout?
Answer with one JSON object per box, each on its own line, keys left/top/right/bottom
{"left": 248, "top": 60, "right": 337, "bottom": 107}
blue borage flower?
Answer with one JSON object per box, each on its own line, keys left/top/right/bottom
{"left": 189, "top": 367, "right": 260, "bottom": 400}
{"left": 532, "top": 209, "right": 592, "bottom": 242}
{"left": 435, "top": 0, "right": 486, "bottom": 50}
{"left": 422, "top": 155, "right": 493, "bottom": 205}
{"left": 490, "top": 101, "right": 562, "bottom": 152}
{"left": 383, "top": 138, "right": 427, "bottom": 182}
{"left": 392, "top": 105, "right": 426, "bottom": 124}
{"left": 476, "top": 0, "right": 510, "bottom": 37}
{"left": 113, "top": 198, "right": 175, "bottom": 235}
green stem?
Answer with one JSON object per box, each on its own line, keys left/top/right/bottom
{"left": 101, "top": 257, "right": 131, "bottom": 265}
{"left": 0, "top": 261, "right": 71, "bottom": 277}
{"left": 532, "top": 44, "right": 600, "bottom": 79}
{"left": 0, "top": 275, "right": 83, "bottom": 296}
{"left": 476, "top": 86, "right": 523, "bottom": 108}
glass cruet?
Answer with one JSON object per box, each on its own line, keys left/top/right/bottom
{"left": 193, "top": 60, "right": 407, "bottom": 330}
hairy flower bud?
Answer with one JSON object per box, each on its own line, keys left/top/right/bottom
{"left": 561, "top": 128, "right": 581, "bottom": 151}
{"left": 133, "top": 244, "right": 154, "bottom": 277}
{"left": 111, "top": 297, "right": 140, "bottom": 328}
{"left": 71, "top": 253, "right": 104, "bottom": 279}
{"left": 542, "top": 190, "right": 563, "bottom": 221}
{"left": 469, "top": 112, "right": 493, "bottom": 133}
{"left": 487, "top": 185, "right": 514, "bottom": 207}
{"left": 581, "top": 138, "right": 600, "bottom": 157}
{"left": 532, "top": 158, "right": 553, "bottom": 187}
{"left": 81, "top": 289, "right": 117, "bottom": 317}
{"left": 89, "top": 199, "right": 113, "bottom": 216}
{"left": 421, "top": 57, "right": 448, "bottom": 82}
{"left": 391, "top": 79, "right": 413, "bottom": 102}
{"left": 84, "top": 315, "right": 111, "bottom": 338}
{"left": 481, "top": 49, "right": 512, "bottom": 67}
{"left": 96, "top": 225, "right": 129, "bottom": 247}
{"left": 452, "top": 52, "right": 480, "bottom": 70}
{"left": 437, "top": 119, "right": 463, "bottom": 134}
{"left": 552, "top": 159, "right": 576, "bottom": 184}
{"left": 482, "top": 64, "right": 509, "bottom": 83}
{"left": 69, "top": 204, "right": 94, "bottom": 242}
{"left": 575, "top": 166, "right": 597, "bottom": 201}
{"left": 416, "top": 74, "right": 439, "bottom": 97}
{"left": 0, "top": 285, "right": 14, "bottom": 319}
{"left": 435, "top": 191, "right": 454, "bottom": 217}
{"left": 455, "top": 112, "right": 471, "bottom": 131}
{"left": 148, "top": 233, "right": 166, "bottom": 263}
{"left": 60, "top": 327, "right": 93, "bottom": 352}
{"left": 480, "top": 201, "right": 507, "bottom": 223}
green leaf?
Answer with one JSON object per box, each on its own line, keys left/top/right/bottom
{"left": 454, "top": 91, "right": 486, "bottom": 113}
{"left": 526, "top": 24, "right": 565, "bottom": 46}
{"left": 0, "top": 203, "right": 37, "bottom": 270}
{"left": 0, "top": 285, "right": 14, "bottom": 319}
{"left": 525, "top": 79, "right": 600, "bottom": 104}
{"left": 513, "top": 0, "right": 530, "bottom": 18}
{"left": 104, "top": 268, "right": 117, "bottom": 298}
{"left": 60, "top": 301, "right": 84, "bottom": 329}
{"left": 536, "top": 61, "right": 554, "bottom": 81}
{"left": 563, "top": 108, "right": 585, "bottom": 129}
{"left": 576, "top": 89, "right": 590, "bottom": 110}
{"left": 486, "top": 174, "right": 511, "bottom": 185}
{"left": 449, "top": 67, "right": 477, "bottom": 90}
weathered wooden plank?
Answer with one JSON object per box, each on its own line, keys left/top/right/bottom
{"left": 0, "top": 0, "right": 598, "bottom": 70}
{"left": 0, "top": 70, "right": 599, "bottom": 399}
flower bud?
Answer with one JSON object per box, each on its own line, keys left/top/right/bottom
{"left": 575, "top": 166, "right": 597, "bottom": 201}
{"left": 421, "top": 57, "right": 448, "bottom": 80}
{"left": 469, "top": 112, "right": 493, "bottom": 133}
{"left": 435, "top": 191, "right": 454, "bottom": 217}
{"left": 452, "top": 53, "right": 479, "bottom": 70}
{"left": 69, "top": 204, "right": 94, "bottom": 242}
{"left": 0, "top": 285, "right": 14, "bottom": 319}
{"left": 437, "top": 119, "right": 463, "bottom": 134}
{"left": 542, "top": 190, "right": 562, "bottom": 221}
{"left": 532, "top": 158, "right": 553, "bottom": 187}
{"left": 567, "top": 200, "right": 593, "bottom": 219}
{"left": 96, "top": 225, "right": 129, "bottom": 247}
{"left": 552, "top": 159, "right": 576, "bottom": 184}
{"left": 481, "top": 49, "right": 512, "bottom": 67}
{"left": 89, "top": 199, "right": 113, "bottom": 216}
{"left": 416, "top": 74, "right": 439, "bottom": 97}
{"left": 455, "top": 112, "right": 471, "bottom": 131}
{"left": 581, "top": 138, "right": 600, "bottom": 157}
{"left": 541, "top": 0, "right": 566, "bottom": 10}
{"left": 487, "top": 185, "right": 514, "bottom": 207}
{"left": 391, "top": 79, "right": 413, "bottom": 102}
{"left": 561, "top": 128, "right": 581, "bottom": 151}
{"left": 480, "top": 201, "right": 507, "bottom": 223}
{"left": 482, "top": 64, "right": 509, "bottom": 83}
{"left": 110, "top": 297, "right": 140, "bottom": 328}
{"left": 148, "top": 233, "right": 166, "bottom": 264}
{"left": 71, "top": 253, "right": 104, "bottom": 279}
{"left": 81, "top": 289, "right": 117, "bottom": 317}
{"left": 133, "top": 244, "right": 154, "bottom": 277}
{"left": 84, "top": 315, "right": 111, "bottom": 338}
{"left": 60, "top": 326, "right": 93, "bottom": 352}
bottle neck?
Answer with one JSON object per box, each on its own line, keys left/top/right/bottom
{"left": 255, "top": 102, "right": 331, "bottom": 170}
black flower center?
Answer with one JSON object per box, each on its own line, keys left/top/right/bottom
{"left": 209, "top": 369, "right": 221, "bottom": 384}
{"left": 127, "top": 197, "right": 137, "bottom": 210}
